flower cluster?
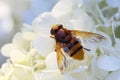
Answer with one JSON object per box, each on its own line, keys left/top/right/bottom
{"left": 0, "top": 0, "right": 120, "bottom": 80}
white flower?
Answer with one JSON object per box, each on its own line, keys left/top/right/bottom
{"left": 1, "top": 0, "right": 120, "bottom": 80}
{"left": 1, "top": 24, "right": 37, "bottom": 64}
{"left": 0, "top": 63, "right": 14, "bottom": 79}
{"left": 0, "top": 0, "right": 31, "bottom": 46}
{"left": 105, "top": 69, "right": 120, "bottom": 80}
{"left": 38, "top": 51, "right": 91, "bottom": 80}
{"left": 97, "top": 38, "right": 120, "bottom": 72}
{"left": 45, "top": 52, "right": 90, "bottom": 71}
{"left": 1, "top": 62, "right": 34, "bottom": 80}
{"left": 70, "top": 12, "right": 95, "bottom": 31}
{"left": 111, "top": 38, "right": 120, "bottom": 58}
{"left": 94, "top": 67, "right": 109, "bottom": 80}
{"left": 32, "top": 12, "right": 57, "bottom": 35}
{"left": 11, "top": 68, "right": 33, "bottom": 80}
{"left": 1, "top": 31, "right": 31, "bottom": 58}
{"left": 10, "top": 49, "right": 27, "bottom": 63}
{"left": 1, "top": 43, "right": 18, "bottom": 57}
{"left": 97, "top": 55, "right": 120, "bottom": 71}
{"left": 45, "top": 52, "right": 58, "bottom": 70}
{"left": 33, "top": 36, "right": 55, "bottom": 56}
{"left": 52, "top": 0, "right": 76, "bottom": 18}
{"left": 0, "top": 76, "right": 8, "bottom": 80}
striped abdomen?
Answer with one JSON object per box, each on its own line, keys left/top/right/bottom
{"left": 63, "top": 37, "right": 84, "bottom": 60}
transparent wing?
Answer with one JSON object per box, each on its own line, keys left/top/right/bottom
{"left": 71, "top": 30, "right": 106, "bottom": 43}
{"left": 56, "top": 42, "right": 68, "bottom": 73}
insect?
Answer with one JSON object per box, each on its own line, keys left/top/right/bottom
{"left": 50, "top": 24, "right": 105, "bottom": 73}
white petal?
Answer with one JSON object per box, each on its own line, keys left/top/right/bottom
{"left": 33, "top": 36, "right": 55, "bottom": 56}
{"left": 72, "top": 7, "right": 84, "bottom": 18}
{"left": 12, "top": 32, "right": 30, "bottom": 50}
{"left": 10, "top": 50, "right": 26, "bottom": 63}
{"left": 52, "top": 0, "right": 75, "bottom": 18}
{"left": 95, "top": 67, "right": 109, "bottom": 80}
{"left": 114, "top": 38, "right": 120, "bottom": 51}
{"left": 110, "top": 38, "right": 120, "bottom": 58}
{"left": 32, "top": 12, "right": 57, "bottom": 36}
{"left": 0, "top": 75, "right": 9, "bottom": 80}
{"left": 70, "top": 12, "right": 95, "bottom": 31}
{"left": 22, "top": 32, "right": 37, "bottom": 41}
{"left": 45, "top": 52, "right": 58, "bottom": 70}
{"left": 39, "top": 71, "right": 62, "bottom": 80}
{"left": 0, "top": 76, "right": 8, "bottom": 80}
{"left": 91, "top": 55, "right": 97, "bottom": 78}
{"left": 39, "top": 71, "right": 76, "bottom": 80}
{"left": 110, "top": 49, "right": 120, "bottom": 59}
{"left": 66, "top": 54, "right": 91, "bottom": 72}
{"left": 96, "top": 31, "right": 112, "bottom": 49}
{"left": 63, "top": 73, "right": 76, "bottom": 80}
{"left": 0, "top": 63, "right": 11, "bottom": 74}
{"left": 106, "top": 0, "right": 120, "bottom": 8}
{"left": 105, "top": 70, "right": 120, "bottom": 80}
{"left": 71, "top": 70, "right": 90, "bottom": 80}
{"left": 97, "top": 55, "right": 120, "bottom": 71}
{"left": 12, "top": 68, "right": 33, "bottom": 80}
{"left": 1, "top": 43, "right": 18, "bottom": 57}
{"left": 72, "top": 66, "right": 88, "bottom": 73}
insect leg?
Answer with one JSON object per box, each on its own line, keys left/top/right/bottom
{"left": 83, "top": 47, "right": 90, "bottom": 51}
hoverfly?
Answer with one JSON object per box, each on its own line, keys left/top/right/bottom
{"left": 50, "top": 24, "right": 105, "bottom": 73}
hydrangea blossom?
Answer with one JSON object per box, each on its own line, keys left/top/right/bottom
{"left": 0, "top": 0, "right": 120, "bottom": 80}
{"left": 0, "top": 0, "right": 32, "bottom": 65}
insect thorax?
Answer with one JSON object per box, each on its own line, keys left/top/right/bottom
{"left": 55, "top": 29, "right": 72, "bottom": 43}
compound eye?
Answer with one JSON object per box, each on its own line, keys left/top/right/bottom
{"left": 57, "top": 24, "right": 63, "bottom": 29}
{"left": 50, "top": 24, "right": 63, "bottom": 35}
{"left": 50, "top": 28, "right": 55, "bottom": 35}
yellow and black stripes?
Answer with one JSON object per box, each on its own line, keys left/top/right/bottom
{"left": 63, "top": 37, "right": 84, "bottom": 60}
{"left": 70, "top": 46, "right": 83, "bottom": 57}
